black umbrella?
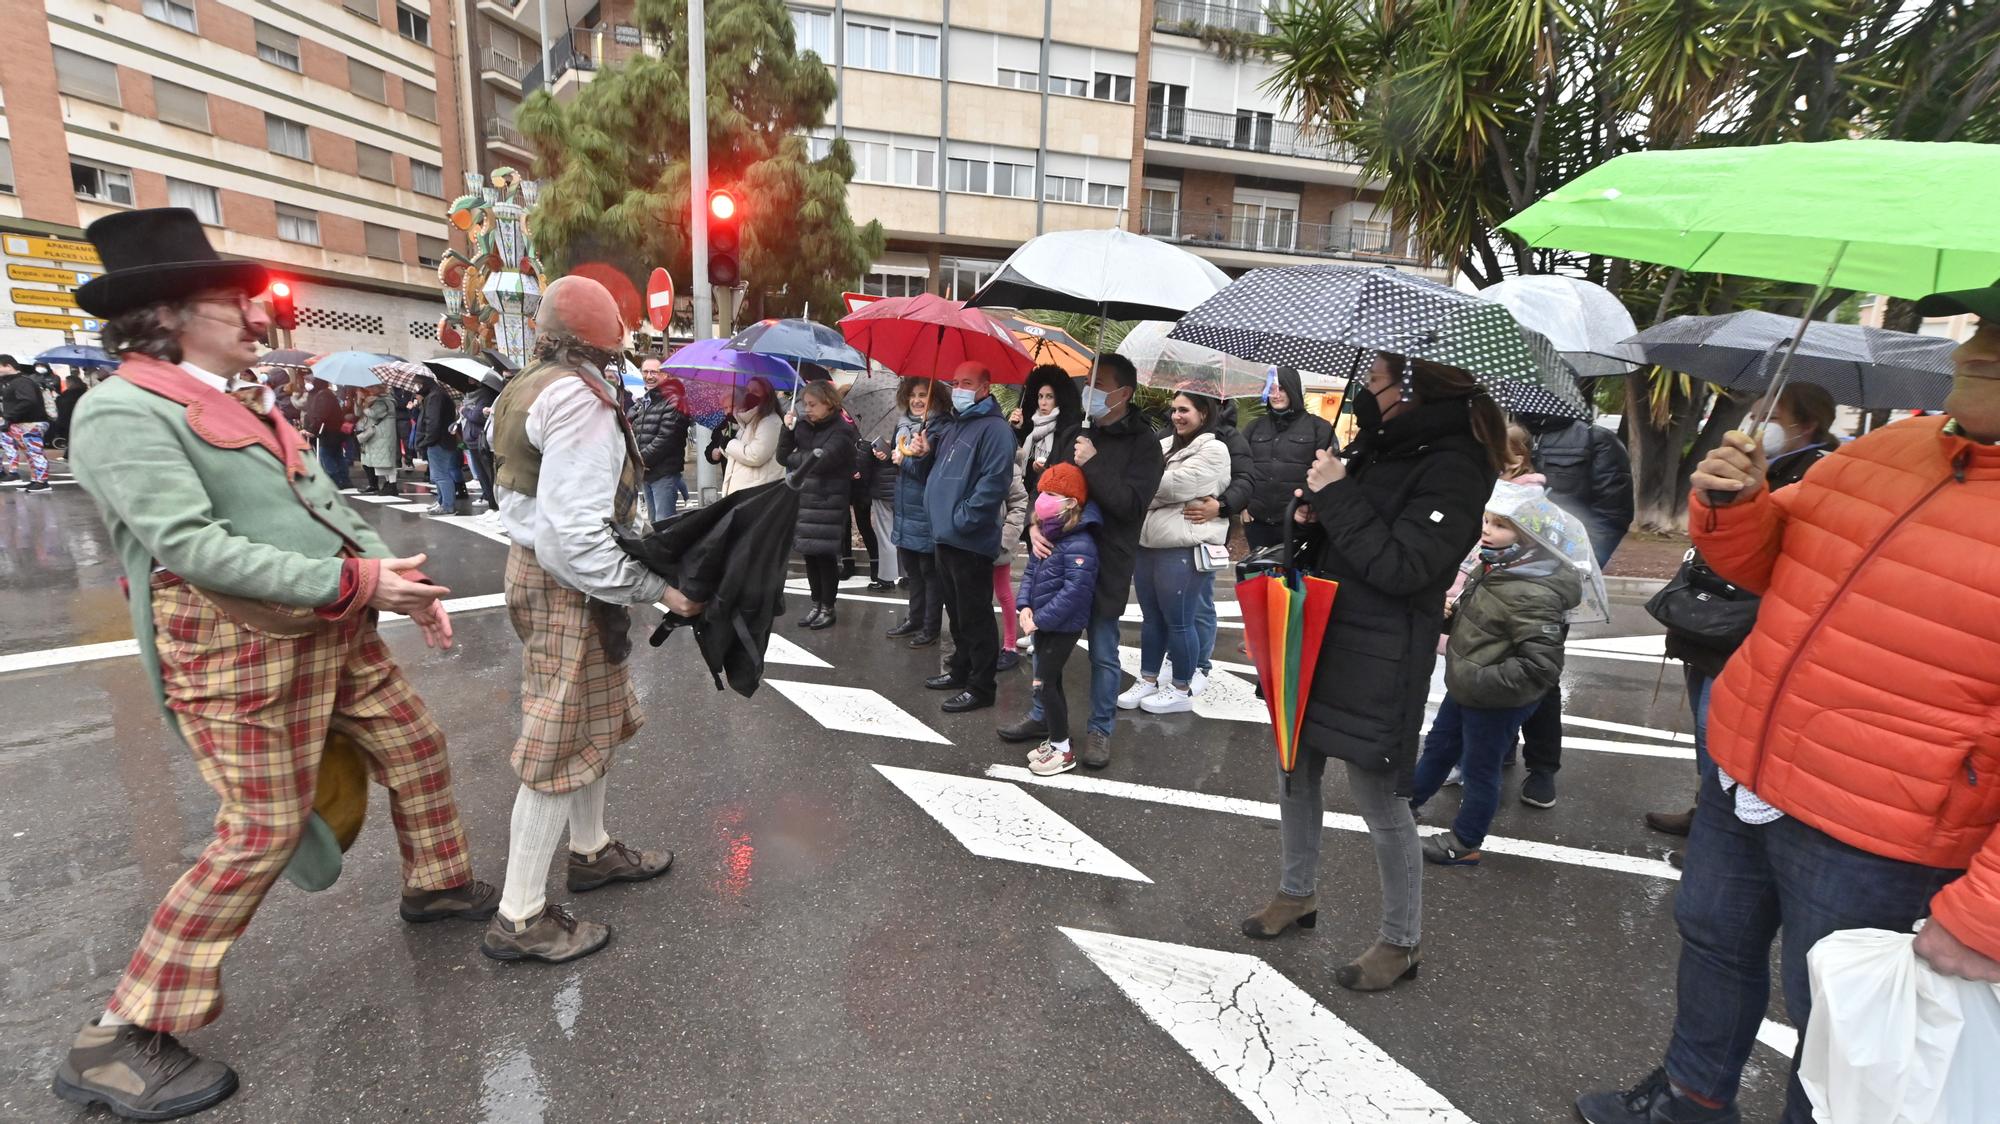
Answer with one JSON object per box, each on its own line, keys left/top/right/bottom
{"left": 612, "top": 454, "right": 817, "bottom": 697}
{"left": 840, "top": 371, "right": 905, "bottom": 445}
{"left": 259, "top": 347, "right": 314, "bottom": 368}
{"left": 1620, "top": 310, "right": 1958, "bottom": 410}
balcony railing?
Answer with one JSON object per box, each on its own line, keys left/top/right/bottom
{"left": 1146, "top": 102, "right": 1358, "bottom": 165}
{"left": 1154, "top": 0, "right": 1271, "bottom": 35}
{"left": 486, "top": 118, "right": 530, "bottom": 152}
{"left": 1139, "top": 207, "right": 1434, "bottom": 267}
{"left": 480, "top": 49, "right": 530, "bottom": 81}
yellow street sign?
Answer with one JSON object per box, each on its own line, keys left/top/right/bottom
{"left": 11, "top": 288, "right": 82, "bottom": 310}
{"left": 0, "top": 233, "right": 102, "bottom": 265}
{"left": 7, "top": 264, "right": 92, "bottom": 286}
{"left": 13, "top": 311, "right": 86, "bottom": 330}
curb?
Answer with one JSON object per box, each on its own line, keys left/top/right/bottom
{"left": 1605, "top": 575, "right": 1670, "bottom": 598}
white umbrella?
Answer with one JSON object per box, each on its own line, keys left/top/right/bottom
{"left": 964, "top": 228, "right": 1231, "bottom": 322}
{"left": 422, "top": 355, "right": 506, "bottom": 394}
{"left": 1120, "top": 320, "right": 1270, "bottom": 399}
{"left": 1476, "top": 275, "right": 1640, "bottom": 378}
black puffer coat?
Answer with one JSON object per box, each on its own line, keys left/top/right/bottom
{"left": 1243, "top": 367, "right": 1336, "bottom": 525}
{"left": 780, "top": 412, "right": 858, "bottom": 557}
{"left": 864, "top": 435, "right": 897, "bottom": 504}
{"left": 1297, "top": 395, "right": 1496, "bottom": 786}
{"left": 1521, "top": 414, "right": 1633, "bottom": 566}
{"left": 1211, "top": 400, "right": 1255, "bottom": 519}
{"left": 629, "top": 384, "right": 691, "bottom": 482}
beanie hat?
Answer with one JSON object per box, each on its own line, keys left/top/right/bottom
{"left": 537, "top": 275, "right": 626, "bottom": 352}
{"left": 1037, "top": 462, "right": 1088, "bottom": 505}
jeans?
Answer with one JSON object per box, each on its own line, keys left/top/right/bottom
{"left": 935, "top": 543, "right": 998, "bottom": 699}
{"left": 1278, "top": 753, "right": 1423, "bottom": 946}
{"left": 1193, "top": 560, "right": 1218, "bottom": 673}
{"left": 1032, "top": 631, "right": 1081, "bottom": 745}
{"left": 645, "top": 474, "right": 682, "bottom": 522}
{"left": 467, "top": 447, "right": 495, "bottom": 508}
{"left": 899, "top": 547, "right": 942, "bottom": 635}
{"left": 1663, "top": 771, "right": 1961, "bottom": 1120}
{"left": 1410, "top": 696, "right": 1543, "bottom": 848}
{"left": 1684, "top": 665, "right": 1716, "bottom": 779}
{"left": 1134, "top": 546, "right": 1204, "bottom": 687}
{"left": 1521, "top": 685, "right": 1563, "bottom": 775}
{"left": 424, "top": 445, "right": 461, "bottom": 508}
{"left": 317, "top": 438, "right": 351, "bottom": 489}
{"left": 1027, "top": 612, "right": 1123, "bottom": 738}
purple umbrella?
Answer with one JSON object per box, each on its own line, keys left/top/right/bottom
{"left": 663, "top": 338, "right": 798, "bottom": 429}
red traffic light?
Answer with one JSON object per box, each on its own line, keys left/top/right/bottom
{"left": 270, "top": 281, "right": 291, "bottom": 298}
{"left": 268, "top": 278, "right": 297, "bottom": 332}
{"left": 708, "top": 190, "right": 737, "bottom": 221}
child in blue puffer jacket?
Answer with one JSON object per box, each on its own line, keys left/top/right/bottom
{"left": 1016, "top": 462, "right": 1100, "bottom": 776}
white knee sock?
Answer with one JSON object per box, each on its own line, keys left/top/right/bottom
{"left": 99, "top": 1009, "right": 132, "bottom": 1028}
{"left": 567, "top": 775, "right": 610, "bottom": 860}
{"left": 498, "top": 784, "right": 571, "bottom": 924}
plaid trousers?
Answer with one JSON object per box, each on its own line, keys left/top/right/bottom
{"left": 110, "top": 583, "right": 473, "bottom": 1033}
{"left": 505, "top": 545, "right": 641, "bottom": 795}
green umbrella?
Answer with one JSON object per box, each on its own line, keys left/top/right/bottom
{"left": 1499, "top": 140, "right": 2000, "bottom": 300}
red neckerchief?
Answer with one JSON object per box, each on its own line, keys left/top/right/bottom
{"left": 114, "top": 354, "right": 310, "bottom": 479}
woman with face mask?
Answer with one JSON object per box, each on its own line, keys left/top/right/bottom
{"left": 1756, "top": 382, "right": 1839, "bottom": 490}
{"left": 779, "top": 380, "right": 860, "bottom": 629}
{"left": 1240, "top": 353, "right": 1509, "bottom": 996}
{"left": 885, "top": 379, "right": 948, "bottom": 646}
{"left": 720, "top": 376, "right": 784, "bottom": 496}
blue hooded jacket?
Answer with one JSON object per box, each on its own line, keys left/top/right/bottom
{"left": 1017, "top": 502, "right": 1102, "bottom": 634}
{"left": 914, "top": 394, "right": 1017, "bottom": 559}
{"left": 891, "top": 413, "right": 936, "bottom": 553}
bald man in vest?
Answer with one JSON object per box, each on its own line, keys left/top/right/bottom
{"left": 482, "top": 276, "right": 702, "bottom": 963}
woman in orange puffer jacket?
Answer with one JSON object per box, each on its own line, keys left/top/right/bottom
{"left": 1576, "top": 309, "right": 2000, "bottom": 1124}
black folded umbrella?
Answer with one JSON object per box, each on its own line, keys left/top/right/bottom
{"left": 612, "top": 454, "right": 816, "bottom": 697}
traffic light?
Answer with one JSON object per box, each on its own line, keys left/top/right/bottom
{"left": 269, "top": 280, "right": 296, "bottom": 332}
{"left": 706, "top": 188, "right": 741, "bottom": 287}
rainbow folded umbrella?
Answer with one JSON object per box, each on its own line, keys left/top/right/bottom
{"left": 1236, "top": 517, "right": 1337, "bottom": 775}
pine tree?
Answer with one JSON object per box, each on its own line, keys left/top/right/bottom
{"left": 518, "top": 0, "right": 885, "bottom": 324}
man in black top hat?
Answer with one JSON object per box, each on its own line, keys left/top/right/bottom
{"left": 0, "top": 351, "right": 53, "bottom": 491}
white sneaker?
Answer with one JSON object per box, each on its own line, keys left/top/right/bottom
{"left": 1030, "top": 743, "right": 1077, "bottom": 776}
{"left": 1188, "top": 669, "right": 1209, "bottom": 697}
{"left": 1443, "top": 766, "right": 1464, "bottom": 788}
{"left": 1116, "top": 680, "right": 1160, "bottom": 710}
{"left": 1139, "top": 684, "right": 1194, "bottom": 714}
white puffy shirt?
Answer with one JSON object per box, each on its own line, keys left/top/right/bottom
{"left": 497, "top": 375, "right": 667, "bottom": 605}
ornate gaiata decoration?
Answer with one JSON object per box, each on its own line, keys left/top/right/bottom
{"left": 437, "top": 166, "right": 547, "bottom": 365}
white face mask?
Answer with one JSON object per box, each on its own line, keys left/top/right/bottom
{"left": 1761, "top": 423, "right": 1792, "bottom": 457}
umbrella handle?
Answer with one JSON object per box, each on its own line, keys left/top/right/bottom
{"left": 1283, "top": 496, "right": 1300, "bottom": 570}
{"left": 784, "top": 447, "right": 825, "bottom": 491}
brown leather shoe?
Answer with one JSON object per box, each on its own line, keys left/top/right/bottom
{"left": 400, "top": 878, "right": 501, "bottom": 923}
{"left": 480, "top": 905, "right": 610, "bottom": 964}
{"left": 1080, "top": 731, "right": 1112, "bottom": 769}
{"left": 567, "top": 841, "right": 673, "bottom": 893}
{"left": 53, "top": 1019, "right": 239, "bottom": 1120}
{"left": 1645, "top": 808, "right": 1696, "bottom": 837}
{"left": 1334, "top": 940, "right": 1422, "bottom": 992}
{"left": 1241, "top": 891, "right": 1318, "bottom": 939}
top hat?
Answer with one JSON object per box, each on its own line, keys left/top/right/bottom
{"left": 1915, "top": 278, "right": 2000, "bottom": 323}
{"left": 76, "top": 208, "right": 270, "bottom": 319}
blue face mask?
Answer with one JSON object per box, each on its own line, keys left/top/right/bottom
{"left": 1083, "top": 386, "right": 1112, "bottom": 418}
{"left": 951, "top": 387, "right": 978, "bottom": 412}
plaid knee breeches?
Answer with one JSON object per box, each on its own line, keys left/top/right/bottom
{"left": 110, "top": 584, "right": 473, "bottom": 1032}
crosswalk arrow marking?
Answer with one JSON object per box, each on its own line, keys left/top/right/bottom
{"left": 1062, "top": 927, "right": 1476, "bottom": 1123}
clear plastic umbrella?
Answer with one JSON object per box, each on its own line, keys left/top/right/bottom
{"left": 1120, "top": 320, "right": 1271, "bottom": 399}
{"left": 1475, "top": 275, "right": 1641, "bottom": 378}
{"left": 1484, "top": 479, "right": 1610, "bottom": 625}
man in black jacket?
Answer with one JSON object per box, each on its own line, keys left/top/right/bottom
{"left": 0, "top": 354, "right": 54, "bottom": 492}
{"left": 1517, "top": 412, "right": 1634, "bottom": 808}
{"left": 997, "top": 353, "right": 1165, "bottom": 768}
{"left": 628, "top": 358, "right": 690, "bottom": 521}
{"left": 413, "top": 375, "right": 466, "bottom": 516}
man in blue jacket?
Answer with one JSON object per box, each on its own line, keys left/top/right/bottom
{"left": 908, "top": 361, "right": 1017, "bottom": 712}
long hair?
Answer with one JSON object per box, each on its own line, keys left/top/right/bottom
{"left": 1409, "top": 359, "right": 1510, "bottom": 475}
{"left": 799, "top": 379, "right": 841, "bottom": 418}
{"left": 1503, "top": 421, "right": 1534, "bottom": 479}
{"left": 1777, "top": 382, "right": 1838, "bottom": 446}
{"left": 896, "top": 376, "right": 947, "bottom": 420}
{"left": 101, "top": 301, "right": 193, "bottom": 363}
{"left": 1168, "top": 392, "right": 1217, "bottom": 453}
{"left": 740, "top": 376, "right": 778, "bottom": 419}
{"left": 532, "top": 335, "right": 618, "bottom": 375}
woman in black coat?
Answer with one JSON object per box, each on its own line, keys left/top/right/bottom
{"left": 47, "top": 374, "right": 90, "bottom": 449}
{"left": 780, "top": 380, "right": 859, "bottom": 630}
{"left": 1011, "top": 363, "right": 1084, "bottom": 502}
{"left": 1241, "top": 355, "right": 1507, "bottom": 994}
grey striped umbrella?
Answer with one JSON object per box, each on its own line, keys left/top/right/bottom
{"left": 1170, "top": 265, "right": 1590, "bottom": 419}
{"left": 1622, "top": 310, "right": 1958, "bottom": 410}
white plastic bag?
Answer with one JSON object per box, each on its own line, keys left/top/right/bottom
{"left": 1798, "top": 926, "right": 2000, "bottom": 1124}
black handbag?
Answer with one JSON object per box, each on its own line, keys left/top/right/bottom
{"left": 1644, "top": 548, "right": 1760, "bottom": 647}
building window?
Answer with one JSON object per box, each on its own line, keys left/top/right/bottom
{"left": 152, "top": 79, "right": 211, "bottom": 131}
{"left": 997, "top": 68, "right": 1040, "bottom": 91}
{"left": 1232, "top": 188, "right": 1300, "bottom": 251}
{"left": 277, "top": 204, "right": 321, "bottom": 245}
{"left": 804, "top": 134, "right": 833, "bottom": 161}
{"left": 404, "top": 84, "right": 438, "bottom": 122}
{"left": 1047, "top": 75, "right": 1088, "bottom": 97}
{"left": 1142, "top": 183, "right": 1179, "bottom": 236}
{"left": 255, "top": 21, "right": 302, "bottom": 70}
{"left": 0, "top": 139, "right": 14, "bottom": 194}
{"left": 142, "top": 0, "right": 197, "bottom": 32}
{"left": 844, "top": 135, "right": 936, "bottom": 188}
{"left": 1043, "top": 174, "right": 1082, "bottom": 204}
{"left": 417, "top": 234, "right": 448, "bottom": 268}
{"left": 946, "top": 157, "right": 986, "bottom": 194}
{"left": 349, "top": 60, "right": 387, "bottom": 103}
{"left": 940, "top": 257, "right": 1000, "bottom": 300}
{"left": 845, "top": 20, "right": 937, "bottom": 77}
{"left": 861, "top": 270, "right": 926, "bottom": 298}
{"left": 167, "top": 178, "right": 221, "bottom": 224}
{"left": 53, "top": 47, "right": 122, "bottom": 107}
{"left": 1092, "top": 72, "right": 1133, "bottom": 103}
{"left": 791, "top": 7, "right": 832, "bottom": 58}
{"left": 893, "top": 145, "right": 936, "bottom": 188}
{"left": 1087, "top": 182, "right": 1126, "bottom": 209}
{"left": 343, "top": 0, "right": 378, "bottom": 22}
{"left": 412, "top": 160, "right": 443, "bottom": 196}
{"left": 397, "top": 3, "right": 430, "bottom": 44}
{"left": 364, "top": 222, "right": 403, "bottom": 260}
{"left": 72, "top": 160, "right": 134, "bottom": 205}
{"left": 267, "top": 114, "right": 312, "bottom": 160}
{"left": 356, "top": 142, "right": 395, "bottom": 183}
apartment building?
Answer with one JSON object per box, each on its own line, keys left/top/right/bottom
{"left": 0, "top": 0, "right": 464, "bottom": 359}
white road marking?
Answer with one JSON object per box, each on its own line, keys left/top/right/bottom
{"left": 1561, "top": 736, "right": 1694, "bottom": 760}
{"left": 1570, "top": 634, "right": 1668, "bottom": 656}
{"left": 1758, "top": 1019, "right": 1798, "bottom": 1058}
{"left": 1062, "top": 928, "right": 1473, "bottom": 1123}
{"left": 1563, "top": 713, "right": 1695, "bottom": 744}
{"left": 766, "top": 680, "right": 949, "bottom": 744}
{"left": 988, "top": 765, "right": 1681, "bottom": 881}
{"left": 873, "top": 765, "right": 1149, "bottom": 882}
{"left": 347, "top": 494, "right": 407, "bottom": 504}
{"left": 763, "top": 633, "right": 831, "bottom": 668}
{"left": 0, "top": 592, "right": 511, "bottom": 676}
{"left": 1103, "top": 645, "right": 1267, "bottom": 724}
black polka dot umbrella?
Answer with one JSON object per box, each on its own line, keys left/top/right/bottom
{"left": 1167, "top": 265, "right": 1588, "bottom": 418}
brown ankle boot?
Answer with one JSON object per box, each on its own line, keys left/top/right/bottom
{"left": 1240, "top": 891, "right": 1317, "bottom": 939}
{"left": 479, "top": 904, "right": 610, "bottom": 964}
{"left": 53, "top": 1019, "right": 239, "bottom": 1119}
{"left": 1334, "top": 940, "right": 1421, "bottom": 991}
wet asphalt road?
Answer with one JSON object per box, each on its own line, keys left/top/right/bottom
{"left": 0, "top": 472, "right": 1794, "bottom": 1124}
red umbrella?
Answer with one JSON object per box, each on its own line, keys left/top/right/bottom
{"left": 837, "top": 293, "right": 1034, "bottom": 383}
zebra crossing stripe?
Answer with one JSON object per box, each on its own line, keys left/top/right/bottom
{"left": 766, "top": 680, "right": 949, "bottom": 744}
{"left": 1063, "top": 928, "right": 1474, "bottom": 1123}
{"left": 873, "top": 765, "right": 1149, "bottom": 882}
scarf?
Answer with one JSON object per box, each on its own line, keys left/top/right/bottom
{"left": 1026, "top": 410, "right": 1059, "bottom": 463}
